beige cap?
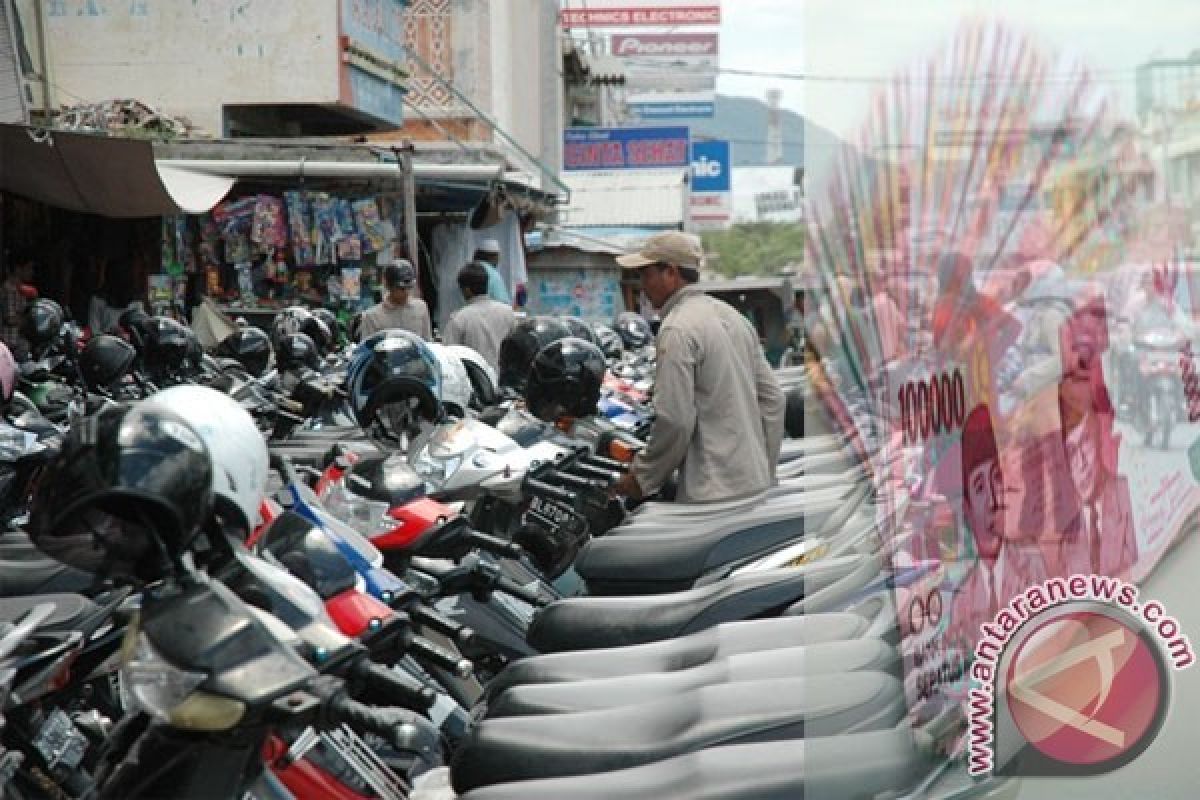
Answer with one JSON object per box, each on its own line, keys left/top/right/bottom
{"left": 616, "top": 231, "right": 704, "bottom": 270}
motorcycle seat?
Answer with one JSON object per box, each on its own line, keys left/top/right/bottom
{"left": 487, "top": 638, "right": 899, "bottom": 718}
{"left": 486, "top": 612, "right": 868, "bottom": 700}
{"left": 626, "top": 491, "right": 770, "bottom": 519}
{"left": 451, "top": 672, "right": 906, "bottom": 792}
{"left": 623, "top": 483, "right": 850, "bottom": 529}
{"left": 577, "top": 516, "right": 810, "bottom": 595}
{"left": 578, "top": 499, "right": 867, "bottom": 593}
{"left": 625, "top": 466, "right": 866, "bottom": 523}
{"left": 0, "top": 592, "right": 100, "bottom": 634}
{"left": 775, "top": 448, "right": 861, "bottom": 478}
{"left": 785, "top": 552, "right": 889, "bottom": 616}
{"left": 528, "top": 561, "right": 862, "bottom": 652}
{"left": 458, "top": 727, "right": 940, "bottom": 800}
{"left": 0, "top": 531, "right": 92, "bottom": 596}
{"left": 780, "top": 432, "right": 848, "bottom": 456}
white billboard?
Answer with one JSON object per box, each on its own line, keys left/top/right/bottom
{"left": 614, "top": 32, "right": 719, "bottom": 93}
{"left": 560, "top": 1, "right": 720, "bottom": 28}
{"left": 612, "top": 32, "right": 719, "bottom": 119}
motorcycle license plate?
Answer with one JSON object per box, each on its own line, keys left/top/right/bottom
{"left": 32, "top": 709, "right": 87, "bottom": 770}
{"left": 527, "top": 495, "right": 573, "bottom": 528}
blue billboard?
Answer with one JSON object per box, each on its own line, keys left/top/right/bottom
{"left": 628, "top": 100, "right": 716, "bottom": 119}
{"left": 691, "top": 140, "right": 731, "bottom": 192}
{"left": 563, "top": 126, "right": 691, "bottom": 171}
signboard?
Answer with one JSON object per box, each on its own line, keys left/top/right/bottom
{"left": 613, "top": 32, "right": 718, "bottom": 93}
{"left": 689, "top": 139, "right": 731, "bottom": 228}
{"left": 339, "top": 0, "right": 406, "bottom": 125}
{"left": 560, "top": 0, "right": 720, "bottom": 28}
{"left": 628, "top": 91, "right": 715, "bottom": 119}
{"left": 616, "top": 32, "right": 719, "bottom": 119}
{"left": 563, "top": 126, "right": 691, "bottom": 171}
{"left": 611, "top": 32, "right": 719, "bottom": 61}
{"left": 529, "top": 270, "right": 621, "bottom": 321}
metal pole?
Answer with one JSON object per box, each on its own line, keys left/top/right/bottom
{"left": 400, "top": 150, "right": 419, "bottom": 276}
{"left": 32, "top": 0, "right": 53, "bottom": 116}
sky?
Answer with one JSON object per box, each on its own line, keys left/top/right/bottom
{"left": 718, "top": 0, "right": 1200, "bottom": 138}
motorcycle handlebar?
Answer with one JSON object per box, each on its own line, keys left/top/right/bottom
{"left": 410, "top": 605, "right": 477, "bottom": 648}
{"left": 581, "top": 454, "right": 628, "bottom": 473}
{"left": 348, "top": 658, "right": 437, "bottom": 712}
{"left": 326, "top": 692, "right": 419, "bottom": 747}
{"left": 559, "top": 465, "right": 619, "bottom": 491}
{"left": 524, "top": 477, "right": 577, "bottom": 505}
{"left": 544, "top": 470, "right": 604, "bottom": 494}
{"left": 408, "top": 635, "right": 473, "bottom": 679}
{"left": 464, "top": 530, "right": 525, "bottom": 560}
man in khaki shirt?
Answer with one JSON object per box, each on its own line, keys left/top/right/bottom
{"left": 443, "top": 261, "right": 517, "bottom": 368}
{"left": 612, "top": 232, "right": 786, "bottom": 503}
{"left": 358, "top": 260, "right": 432, "bottom": 341}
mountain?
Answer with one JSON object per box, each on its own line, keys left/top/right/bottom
{"left": 689, "top": 93, "right": 845, "bottom": 170}
{"left": 685, "top": 93, "right": 862, "bottom": 199}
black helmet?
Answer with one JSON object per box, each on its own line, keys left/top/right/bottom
{"left": 23, "top": 299, "right": 64, "bottom": 349}
{"left": 497, "top": 316, "right": 571, "bottom": 392}
{"left": 80, "top": 334, "right": 136, "bottom": 392}
{"left": 614, "top": 312, "right": 653, "bottom": 350}
{"left": 118, "top": 308, "right": 154, "bottom": 353}
{"left": 346, "top": 330, "right": 443, "bottom": 443}
{"left": 27, "top": 402, "right": 213, "bottom": 580}
{"left": 273, "top": 307, "right": 331, "bottom": 355}
{"left": 562, "top": 316, "right": 601, "bottom": 348}
{"left": 143, "top": 317, "right": 191, "bottom": 381}
{"left": 216, "top": 327, "right": 272, "bottom": 377}
{"left": 275, "top": 332, "right": 321, "bottom": 372}
{"left": 312, "top": 308, "right": 340, "bottom": 349}
{"left": 591, "top": 323, "right": 624, "bottom": 360}
{"left": 525, "top": 337, "right": 607, "bottom": 422}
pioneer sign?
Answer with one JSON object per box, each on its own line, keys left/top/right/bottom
{"left": 614, "top": 32, "right": 719, "bottom": 118}
{"left": 611, "top": 32, "right": 719, "bottom": 60}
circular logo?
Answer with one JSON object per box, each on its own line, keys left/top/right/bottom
{"left": 1004, "top": 609, "right": 1168, "bottom": 770}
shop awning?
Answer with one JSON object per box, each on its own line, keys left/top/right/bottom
{"left": 0, "top": 124, "right": 235, "bottom": 217}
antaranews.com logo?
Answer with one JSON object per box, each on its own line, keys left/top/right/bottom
{"left": 967, "top": 573, "right": 1194, "bottom": 777}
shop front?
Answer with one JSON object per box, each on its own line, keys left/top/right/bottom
{"left": 1, "top": 126, "right": 557, "bottom": 343}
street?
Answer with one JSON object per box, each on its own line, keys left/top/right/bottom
{"left": 926, "top": 432, "right": 1200, "bottom": 799}
{"left": 1013, "top": 432, "right": 1200, "bottom": 798}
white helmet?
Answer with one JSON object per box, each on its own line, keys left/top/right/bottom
{"left": 151, "top": 385, "right": 269, "bottom": 533}
{"left": 426, "top": 342, "right": 473, "bottom": 418}
{"left": 445, "top": 344, "right": 498, "bottom": 408}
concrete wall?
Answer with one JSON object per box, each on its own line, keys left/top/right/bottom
{"left": 27, "top": 0, "right": 341, "bottom": 134}
{"left": 486, "top": 0, "right": 562, "bottom": 182}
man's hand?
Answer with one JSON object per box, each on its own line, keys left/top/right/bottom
{"left": 611, "top": 472, "right": 644, "bottom": 501}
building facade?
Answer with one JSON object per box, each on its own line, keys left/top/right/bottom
{"left": 12, "top": 0, "right": 409, "bottom": 135}
{"left": 7, "top": 0, "right": 564, "bottom": 187}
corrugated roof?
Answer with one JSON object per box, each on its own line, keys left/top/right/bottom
{"left": 560, "top": 169, "right": 688, "bottom": 228}
{"left": 541, "top": 228, "right": 627, "bottom": 255}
